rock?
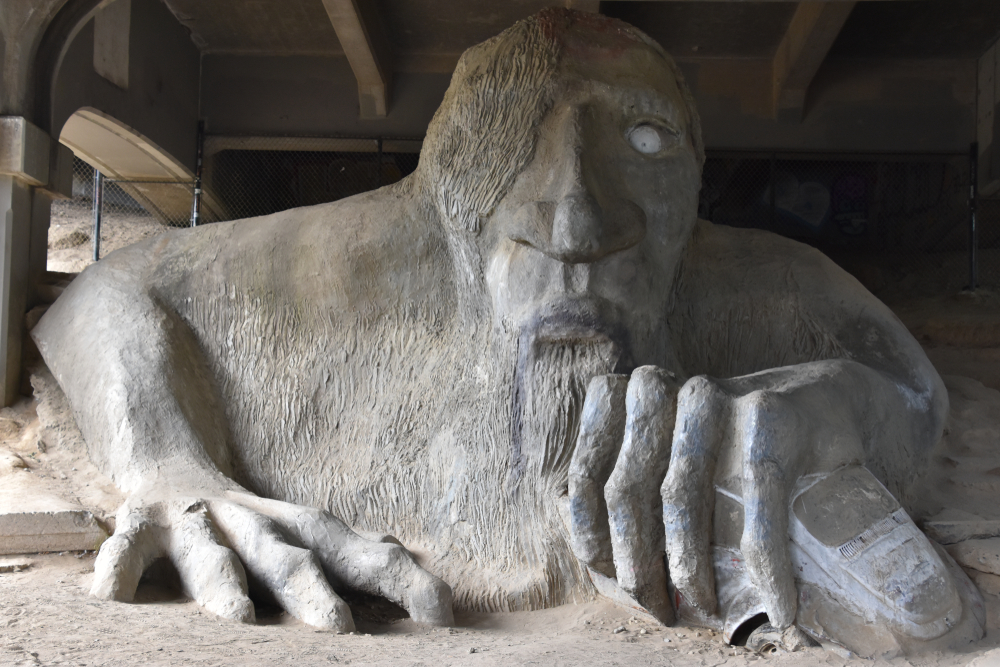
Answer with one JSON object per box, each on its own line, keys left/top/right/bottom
{"left": 0, "top": 557, "right": 31, "bottom": 572}
{"left": 613, "top": 626, "right": 626, "bottom": 634}
{"left": 0, "top": 418, "right": 22, "bottom": 441}
{"left": 947, "top": 539, "right": 1000, "bottom": 575}
{"left": 923, "top": 509, "right": 1000, "bottom": 544}
{"left": 968, "top": 570, "right": 1000, "bottom": 597}
{"left": 0, "top": 504, "right": 107, "bottom": 555}
{"left": 0, "top": 449, "right": 26, "bottom": 473}
{"left": 49, "top": 229, "right": 90, "bottom": 250}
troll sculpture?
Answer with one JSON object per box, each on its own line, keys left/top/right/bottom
{"left": 33, "top": 9, "right": 983, "bottom": 657}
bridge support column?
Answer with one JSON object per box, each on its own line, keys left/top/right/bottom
{"left": 0, "top": 116, "right": 71, "bottom": 405}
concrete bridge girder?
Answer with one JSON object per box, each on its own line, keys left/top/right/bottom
{"left": 60, "top": 107, "right": 225, "bottom": 225}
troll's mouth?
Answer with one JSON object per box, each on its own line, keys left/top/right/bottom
{"left": 525, "top": 294, "right": 623, "bottom": 346}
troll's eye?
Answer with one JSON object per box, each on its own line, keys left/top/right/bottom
{"left": 626, "top": 123, "right": 677, "bottom": 156}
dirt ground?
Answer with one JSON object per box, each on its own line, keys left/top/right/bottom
{"left": 5, "top": 210, "right": 1000, "bottom": 665}
{"left": 3, "top": 557, "right": 999, "bottom": 667}
{"left": 46, "top": 198, "right": 176, "bottom": 274}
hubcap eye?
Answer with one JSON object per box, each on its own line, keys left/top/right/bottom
{"left": 626, "top": 123, "right": 679, "bottom": 156}
{"left": 627, "top": 124, "right": 662, "bottom": 154}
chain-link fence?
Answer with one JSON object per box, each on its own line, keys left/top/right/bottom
{"left": 700, "top": 152, "right": 996, "bottom": 300}
{"left": 49, "top": 139, "right": 421, "bottom": 272}
{"left": 48, "top": 158, "right": 195, "bottom": 273}
{"left": 202, "top": 136, "right": 421, "bottom": 221}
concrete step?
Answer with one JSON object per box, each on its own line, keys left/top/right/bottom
{"left": 0, "top": 463, "right": 108, "bottom": 555}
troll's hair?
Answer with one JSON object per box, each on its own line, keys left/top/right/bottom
{"left": 419, "top": 8, "right": 704, "bottom": 234}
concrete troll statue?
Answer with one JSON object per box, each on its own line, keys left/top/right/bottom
{"left": 33, "top": 8, "right": 984, "bottom": 658}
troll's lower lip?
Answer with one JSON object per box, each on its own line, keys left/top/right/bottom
{"left": 537, "top": 322, "right": 611, "bottom": 343}
{"left": 526, "top": 295, "right": 619, "bottom": 343}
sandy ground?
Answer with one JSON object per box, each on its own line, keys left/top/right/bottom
{"left": 6, "top": 211, "right": 1000, "bottom": 665}
{"left": 3, "top": 560, "right": 999, "bottom": 667}
{"left": 47, "top": 199, "right": 175, "bottom": 274}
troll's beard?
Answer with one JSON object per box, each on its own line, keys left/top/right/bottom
{"left": 418, "top": 329, "right": 622, "bottom": 612}
{"left": 511, "top": 337, "right": 620, "bottom": 489}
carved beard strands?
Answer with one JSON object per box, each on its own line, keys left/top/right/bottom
{"left": 425, "top": 326, "right": 611, "bottom": 613}
{"left": 511, "top": 337, "right": 619, "bottom": 491}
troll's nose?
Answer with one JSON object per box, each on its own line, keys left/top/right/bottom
{"left": 506, "top": 104, "right": 645, "bottom": 263}
{"left": 551, "top": 191, "right": 607, "bottom": 263}
{"left": 510, "top": 190, "right": 646, "bottom": 265}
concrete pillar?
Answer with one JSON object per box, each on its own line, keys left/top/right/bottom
{"left": 0, "top": 117, "right": 67, "bottom": 406}
{"left": 29, "top": 189, "right": 55, "bottom": 302}
{"left": 93, "top": 0, "right": 131, "bottom": 90}
{"left": 0, "top": 176, "right": 33, "bottom": 405}
{"left": 29, "top": 142, "right": 71, "bottom": 307}
{"left": 0, "top": 2, "right": 78, "bottom": 406}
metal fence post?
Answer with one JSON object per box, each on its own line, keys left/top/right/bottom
{"left": 92, "top": 169, "right": 103, "bottom": 261}
{"left": 769, "top": 152, "right": 776, "bottom": 227}
{"left": 190, "top": 120, "right": 204, "bottom": 227}
{"left": 969, "top": 142, "right": 978, "bottom": 292}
